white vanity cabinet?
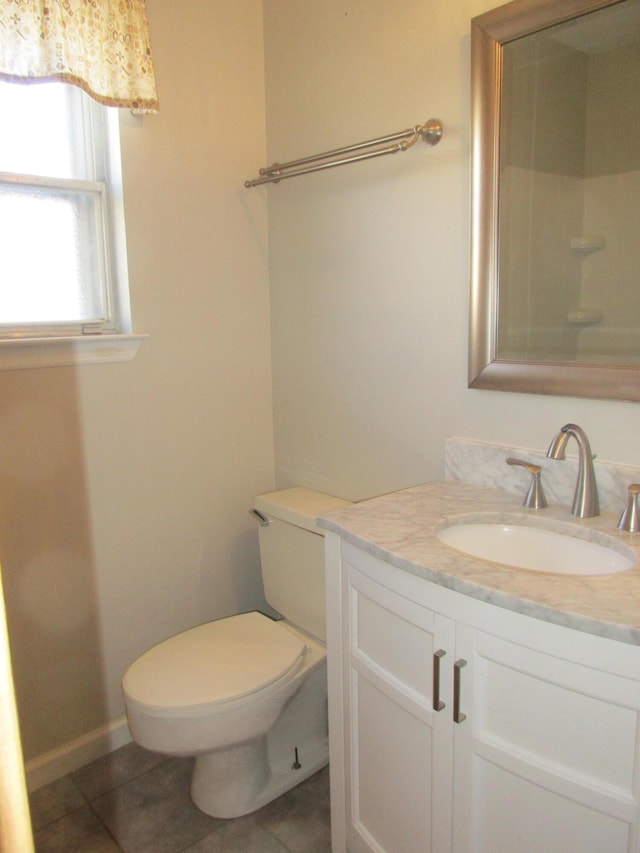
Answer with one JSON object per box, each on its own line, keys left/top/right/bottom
{"left": 325, "top": 536, "right": 640, "bottom": 853}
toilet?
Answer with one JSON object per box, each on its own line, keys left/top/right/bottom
{"left": 122, "top": 487, "right": 351, "bottom": 818}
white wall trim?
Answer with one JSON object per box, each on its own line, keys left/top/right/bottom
{"left": 0, "top": 334, "right": 147, "bottom": 371}
{"left": 25, "top": 717, "right": 132, "bottom": 792}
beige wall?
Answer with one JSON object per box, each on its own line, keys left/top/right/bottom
{"left": 264, "top": 0, "right": 640, "bottom": 505}
{"left": 0, "top": 0, "right": 274, "bottom": 762}
{"left": 502, "top": 36, "right": 588, "bottom": 177}
{"left": 586, "top": 43, "right": 640, "bottom": 177}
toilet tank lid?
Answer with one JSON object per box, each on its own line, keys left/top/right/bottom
{"left": 254, "top": 487, "right": 351, "bottom": 534}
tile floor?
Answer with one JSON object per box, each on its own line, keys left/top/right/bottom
{"left": 28, "top": 742, "right": 331, "bottom": 852}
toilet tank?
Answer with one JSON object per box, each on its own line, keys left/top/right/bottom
{"left": 253, "top": 488, "right": 351, "bottom": 642}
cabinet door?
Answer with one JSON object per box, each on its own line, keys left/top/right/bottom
{"left": 453, "top": 624, "right": 640, "bottom": 853}
{"left": 344, "top": 562, "right": 455, "bottom": 853}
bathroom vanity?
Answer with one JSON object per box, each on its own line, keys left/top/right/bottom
{"left": 321, "top": 479, "right": 640, "bottom": 853}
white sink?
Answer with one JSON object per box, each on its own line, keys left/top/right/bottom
{"left": 437, "top": 522, "right": 636, "bottom": 575}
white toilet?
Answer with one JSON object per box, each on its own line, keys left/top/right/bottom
{"left": 122, "top": 487, "right": 350, "bottom": 818}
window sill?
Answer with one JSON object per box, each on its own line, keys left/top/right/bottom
{"left": 0, "top": 334, "right": 148, "bottom": 370}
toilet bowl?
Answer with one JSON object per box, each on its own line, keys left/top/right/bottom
{"left": 122, "top": 487, "right": 351, "bottom": 818}
{"left": 123, "top": 610, "right": 328, "bottom": 817}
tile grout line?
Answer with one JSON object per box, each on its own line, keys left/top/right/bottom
{"left": 71, "top": 754, "right": 175, "bottom": 804}
{"left": 85, "top": 797, "right": 127, "bottom": 853}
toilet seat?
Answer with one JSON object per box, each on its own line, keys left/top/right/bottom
{"left": 123, "top": 612, "right": 307, "bottom": 715}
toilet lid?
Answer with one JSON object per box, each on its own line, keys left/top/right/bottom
{"left": 123, "top": 612, "right": 306, "bottom": 712}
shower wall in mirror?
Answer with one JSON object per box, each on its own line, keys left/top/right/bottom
{"left": 499, "top": 2, "right": 640, "bottom": 363}
{"left": 470, "top": 0, "right": 640, "bottom": 400}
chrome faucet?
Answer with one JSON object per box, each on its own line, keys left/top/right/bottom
{"left": 546, "top": 423, "right": 600, "bottom": 518}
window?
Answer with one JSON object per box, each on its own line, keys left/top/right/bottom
{"left": 0, "top": 81, "right": 144, "bottom": 368}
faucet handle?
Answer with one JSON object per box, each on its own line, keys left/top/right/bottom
{"left": 506, "top": 458, "right": 548, "bottom": 510}
{"left": 617, "top": 484, "right": 640, "bottom": 533}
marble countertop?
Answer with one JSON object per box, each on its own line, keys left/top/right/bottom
{"left": 318, "top": 479, "right": 640, "bottom": 646}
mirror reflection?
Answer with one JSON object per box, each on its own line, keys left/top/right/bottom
{"left": 497, "top": 1, "right": 640, "bottom": 365}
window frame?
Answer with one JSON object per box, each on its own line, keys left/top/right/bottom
{"left": 0, "top": 83, "right": 145, "bottom": 368}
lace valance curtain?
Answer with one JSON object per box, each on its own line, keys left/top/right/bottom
{"left": 0, "top": 0, "right": 158, "bottom": 110}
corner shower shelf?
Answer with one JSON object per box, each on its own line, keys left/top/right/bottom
{"left": 567, "top": 308, "right": 604, "bottom": 326}
{"left": 570, "top": 236, "right": 606, "bottom": 257}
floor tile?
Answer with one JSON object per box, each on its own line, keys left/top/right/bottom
{"left": 29, "top": 775, "right": 86, "bottom": 831}
{"left": 256, "top": 767, "right": 331, "bottom": 853}
{"left": 29, "top": 746, "right": 332, "bottom": 853}
{"left": 90, "top": 756, "right": 219, "bottom": 853}
{"left": 33, "top": 805, "right": 122, "bottom": 853}
{"left": 184, "top": 813, "right": 288, "bottom": 852}
{"left": 71, "top": 741, "right": 167, "bottom": 801}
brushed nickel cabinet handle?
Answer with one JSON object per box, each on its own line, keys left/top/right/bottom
{"left": 453, "top": 659, "right": 467, "bottom": 723}
{"left": 433, "top": 649, "right": 446, "bottom": 711}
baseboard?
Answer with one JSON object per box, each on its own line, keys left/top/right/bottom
{"left": 25, "top": 716, "right": 132, "bottom": 792}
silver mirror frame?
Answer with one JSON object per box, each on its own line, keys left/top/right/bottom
{"left": 469, "top": 0, "right": 640, "bottom": 401}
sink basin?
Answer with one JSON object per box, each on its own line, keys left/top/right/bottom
{"left": 437, "top": 522, "right": 636, "bottom": 575}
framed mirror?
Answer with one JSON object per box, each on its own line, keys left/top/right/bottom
{"left": 469, "top": 0, "right": 640, "bottom": 400}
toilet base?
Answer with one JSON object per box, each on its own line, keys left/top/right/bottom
{"left": 191, "top": 736, "right": 328, "bottom": 819}
{"left": 190, "top": 657, "right": 328, "bottom": 818}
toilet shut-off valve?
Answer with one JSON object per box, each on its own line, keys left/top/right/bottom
{"left": 506, "top": 458, "right": 548, "bottom": 509}
{"left": 618, "top": 484, "right": 640, "bottom": 533}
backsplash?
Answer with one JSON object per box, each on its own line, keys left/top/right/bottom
{"left": 445, "top": 437, "right": 640, "bottom": 518}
